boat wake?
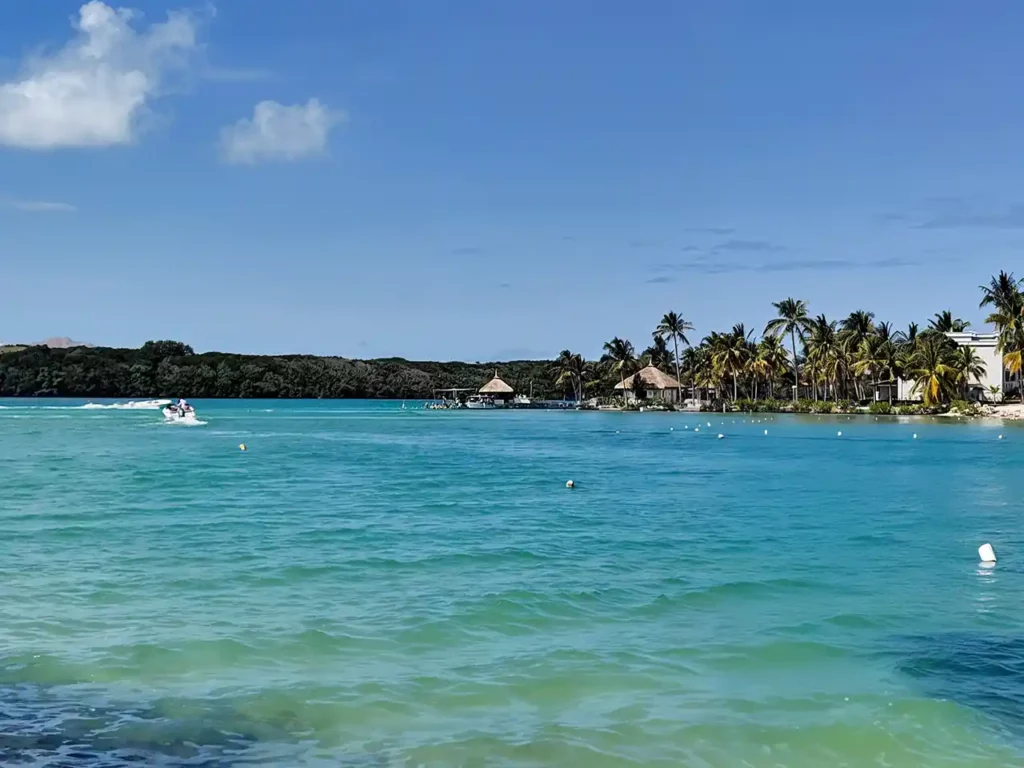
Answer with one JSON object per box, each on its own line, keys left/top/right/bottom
{"left": 82, "top": 399, "right": 171, "bottom": 410}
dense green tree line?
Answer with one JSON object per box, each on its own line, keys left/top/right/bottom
{"left": 0, "top": 341, "right": 562, "bottom": 399}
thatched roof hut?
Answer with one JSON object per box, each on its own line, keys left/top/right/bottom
{"left": 614, "top": 365, "right": 681, "bottom": 391}
{"left": 479, "top": 371, "right": 514, "bottom": 395}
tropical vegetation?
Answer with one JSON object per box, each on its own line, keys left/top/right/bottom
{"left": 2, "top": 273, "right": 1022, "bottom": 407}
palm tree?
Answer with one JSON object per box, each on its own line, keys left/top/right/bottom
{"left": 642, "top": 335, "right": 672, "bottom": 371}
{"left": 655, "top": 311, "right": 694, "bottom": 403}
{"left": 927, "top": 309, "right": 970, "bottom": 334}
{"left": 553, "top": 350, "right": 591, "bottom": 401}
{"left": 907, "top": 336, "right": 957, "bottom": 406}
{"left": 950, "top": 345, "right": 986, "bottom": 399}
{"left": 602, "top": 337, "right": 636, "bottom": 405}
{"left": 980, "top": 272, "right": 1024, "bottom": 402}
{"left": 680, "top": 346, "right": 701, "bottom": 402}
{"left": 805, "top": 314, "right": 842, "bottom": 400}
{"left": 553, "top": 349, "right": 576, "bottom": 399}
{"left": 711, "top": 324, "right": 753, "bottom": 401}
{"left": 752, "top": 335, "right": 788, "bottom": 399}
{"left": 840, "top": 310, "right": 875, "bottom": 400}
{"left": 764, "top": 298, "right": 812, "bottom": 402}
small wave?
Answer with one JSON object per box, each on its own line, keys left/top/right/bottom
{"left": 164, "top": 417, "right": 208, "bottom": 427}
{"left": 82, "top": 399, "right": 171, "bottom": 410}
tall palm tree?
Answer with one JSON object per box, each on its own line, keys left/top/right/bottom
{"left": 764, "top": 298, "right": 812, "bottom": 402}
{"left": 805, "top": 314, "right": 841, "bottom": 400}
{"left": 907, "top": 336, "right": 957, "bottom": 406}
{"left": 840, "top": 310, "right": 875, "bottom": 400}
{"left": 711, "top": 324, "right": 753, "bottom": 401}
{"left": 602, "top": 337, "right": 636, "bottom": 405}
{"left": 655, "top": 311, "right": 694, "bottom": 403}
{"left": 950, "top": 345, "right": 986, "bottom": 399}
{"left": 980, "top": 271, "right": 1024, "bottom": 402}
{"left": 680, "top": 346, "right": 701, "bottom": 402}
{"left": 553, "top": 350, "right": 591, "bottom": 401}
{"left": 553, "top": 349, "right": 576, "bottom": 398}
{"left": 753, "top": 335, "right": 788, "bottom": 399}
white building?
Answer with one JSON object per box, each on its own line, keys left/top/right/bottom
{"left": 945, "top": 331, "right": 1010, "bottom": 401}
{"left": 874, "top": 331, "right": 1010, "bottom": 403}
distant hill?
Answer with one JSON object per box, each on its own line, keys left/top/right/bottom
{"left": 33, "top": 337, "right": 94, "bottom": 349}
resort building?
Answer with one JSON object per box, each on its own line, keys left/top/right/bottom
{"left": 614, "top": 365, "right": 683, "bottom": 404}
{"left": 945, "top": 331, "right": 1011, "bottom": 401}
{"left": 872, "top": 331, "right": 1010, "bottom": 403}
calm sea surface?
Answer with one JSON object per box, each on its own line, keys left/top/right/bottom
{"left": 2, "top": 399, "right": 1024, "bottom": 766}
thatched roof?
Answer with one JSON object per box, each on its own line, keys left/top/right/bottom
{"left": 614, "top": 365, "right": 681, "bottom": 390}
{"left": 479, "top": 371, "right": 514, "bottom": 394}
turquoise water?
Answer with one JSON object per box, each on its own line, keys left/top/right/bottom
{"left": 2, "top": 399, "right": 1024, "bottom": 766}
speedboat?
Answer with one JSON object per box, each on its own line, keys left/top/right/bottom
{"left": 465, "top": 395, "right": 496, "bottom": 410}
{"left": 163, "top": 403, "right": 199, "bottom": 422}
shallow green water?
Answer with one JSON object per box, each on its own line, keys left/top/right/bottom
{"left": 1, "top": 399, "right": 1023, "bottom": 766}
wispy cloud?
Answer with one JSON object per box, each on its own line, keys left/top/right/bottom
{"left": 712, "top": 239, "right": 785, "bottom": 253}
{"left": 629, "top": 238, "right": 663, "bottom": 249}
{"left": 1, "top": 198, "right": 77, "bottom": 213}
{"left": 685, "top": 227, "right": 735, "bottom": 235}
{"left": 645, "top": 275, "right": 676, "bottom": 284}
{"left": 917, "top": 204, "right": 1024, "bottom": 230}
{"left": 0, "top": 2, "right": 200, "bottom": 149}
{"left": 452, "top": 246, "right": 483, "bottom": 256}
{"left": 220, "top": 99, "right": 345, "bottom": 165}
{"left": 201, "top": 66, "right": 275, "bottom": 83}
{"left": 649, "top": 256, "right": 921, "bottom": 276}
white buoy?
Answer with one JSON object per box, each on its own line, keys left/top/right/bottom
{"left": 837, "top": 431, "right": 842, "bottom": 437}
{"left": 670, "top": 427, "right": 674, "bottom": 432}
{"left": 717, "top": 434, "right": 724, "bottom": 439}
{"left": 707, "top": 422, "right": 711, "bottom": 427}
{"left": 239, "top": 443, "right": 247, "bottom": 452}
{"left": 694, "top": 427, "right": 700, "bottom": 433}
{"left": 913, "top": 434, "right": 918, "bottom": 439}
{"left": 764, "top": 429, "right": 768, "bottom": 435}
{"left": 566, "top": 480, "right": 575, "bottom": 489}
{"left": 998, "top": 435, "right": 1004, "bottom": 440}
{"left": 979, "top": 543, "right": 996, "bottom": 564}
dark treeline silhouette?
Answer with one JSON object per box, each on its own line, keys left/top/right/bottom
{"left": 0, "top": 341, "right": 561, "bottom": 399}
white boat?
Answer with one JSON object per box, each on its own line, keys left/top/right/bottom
{"left": 163, "top": 403, "right": 200, "bottom": 423}
{"left": 465, "top": 395, "right": 496, "bottom": 410}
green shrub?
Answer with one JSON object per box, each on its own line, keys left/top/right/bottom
{"left": 949, "top": 399, "right": 981, "bottom": 417}
{"left": 868, "top": 401, "right": 893, "bottom": 415}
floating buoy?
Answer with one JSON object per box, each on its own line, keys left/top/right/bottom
{"left": 707, "top": 422, "right": 711, "bottom": 427}
{"left": 979, "top": 543, "right": 996, "bottom": 564}
{"left": 998, "top": 435, "right": 1004, "bottom": 440}
{"left": 566, "top": 480, "right": 575, "bottom": 489}
{"left": 670, "top": 427, "right": 674, "bottom": 432}
{"left": 764, "top": 429, "right": 768, "bottom": 435}
{"left": 717, "top": 434, "right": 724, "bottom": 439}
{"left": 239, "top": 443, "right": 247, "bottom": 452}
{"left": 837, "top": 431, "right": 842, "bottom": 437}
{"left": 913, "top": 434, "right": 918, "bottom": 439}
{"left": 694, "top": 427, "right": 700, "bottom": 433}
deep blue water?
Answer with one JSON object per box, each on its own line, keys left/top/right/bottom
{"left": 1, "top": 398, "right": 1023, "bottom": 766}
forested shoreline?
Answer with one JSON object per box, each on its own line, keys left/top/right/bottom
{"left": 0, "top": 341, "right": 561, "bottom": 399}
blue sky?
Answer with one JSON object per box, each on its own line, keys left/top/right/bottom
{"left": 2, "top": 1, "right": 1024, "bottom": 360}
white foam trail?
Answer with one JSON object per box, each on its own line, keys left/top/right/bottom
{"left": 81, "top": 399, "right": 171, "bottom": 410}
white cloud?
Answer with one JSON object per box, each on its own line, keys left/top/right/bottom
{"left": 220, "top": 99, "right": 345, "bottom": 165}
{"left": 1, "top": 198, "right": 78, "bottom": 213}
{"left": 0, "top": 2, "right": 198, "bottom": 150}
